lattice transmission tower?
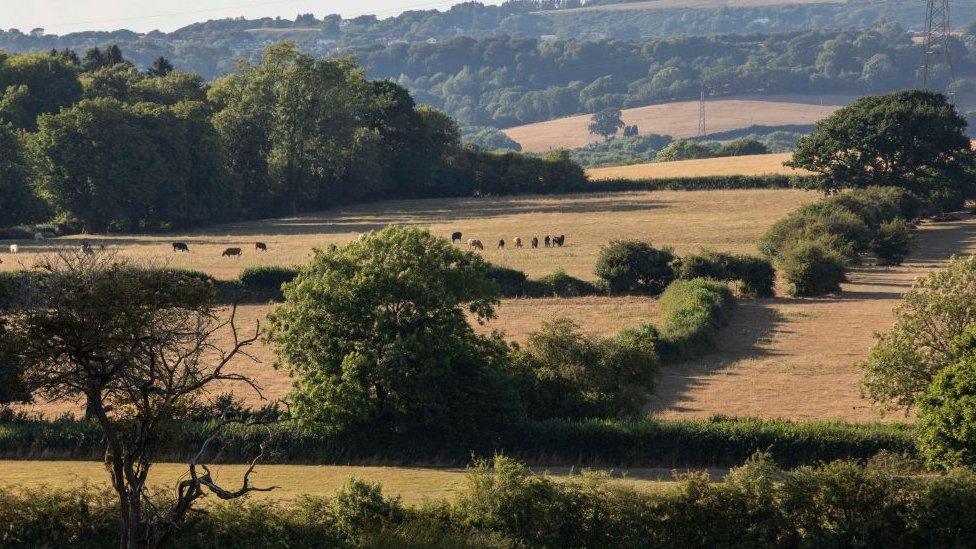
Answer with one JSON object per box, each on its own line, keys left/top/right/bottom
{"left": 921, "top": 0, "right": 955, "bottom": 99}
{"left": 698, "top": 85, "right": 707, "bottom": 137}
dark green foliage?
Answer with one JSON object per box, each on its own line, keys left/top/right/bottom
{"left": 267, "top": 226, "right": 520, "bottom": 436}
{"left": 678, "top": 251, "right": 775, "bottom": 297}
{"left": 238, "top": 266, "right": 300, "bottom": 300}
{"left": 0, "top": 124, "right": 44, "bottom": 228}
{"left": 485, "top": 265, "right": 528, "bottom": 297}
{"left": 872, "top": 218, "right": 913, "bottom": 266}
{"left": 590, "top": 174, "right": 801, "bottom": 192}
{"left": 658, "top": 278, "right": 735, "bottom": 360}
{"left": 655, "top": 139, "right": 716, "bottom": 161}
{"left": 588, "top": 107, "right": 624, "bottom": 139}
{"left": 509, "top": 319, "right": 659, "bottom": 420}
{"left": 461, "top": 125, "right": 521, "bottom": 151}
{"left": 594, "top": 240, "right": 676, "bottom": 295}
{"left": 568, "top": 132, "right": 672, "bottom": 168}
{"left": 760, "top": 202, "right": 871, "bottom": 264}
{"left": 715, "top": 137, "right": 770, "bottom": 157}
{"left": 788, "top": 90, "right": 976, "bottom": 203}
{"left": 917, "top": 356, "right": 976, "bottom": 469}
{"left": 8, "top": 453, "right": 976, "bottom": 547}
{"left": 778, "top": 240, "right": 848, "bottom": 297}
{"left": 531, "top": 269, "right": 601, "bottom": 297}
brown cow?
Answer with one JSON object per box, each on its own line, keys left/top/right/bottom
{"left": 451, "top": 231, "right": 463, "bottom": 243}
{"left": 467, "top": 239, "right": 484, "bottom": 250}
{"left": 255, "top": 242, "right": 268, "bottom": 251}
{"left": 514, "top": 237, "right": 522, "bottom": 248}
{"left": 531, "top": 237, "right": 539, "bottom": 249}
{"left": 497, "top": 239, "right": 505, "bottom": 249}
{"left": 544, "top": 235, "right": 551, "bottom": 248}
{"left": 222, "top": 247, "right": 243, "bottom": 257}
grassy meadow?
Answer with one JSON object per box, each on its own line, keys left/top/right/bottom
{"left": 0, "top": 461, "right": 681, "bottom": 504}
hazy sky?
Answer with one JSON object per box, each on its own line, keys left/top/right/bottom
{"left": 6, "top": 0, "right": 502, "bottom": 35}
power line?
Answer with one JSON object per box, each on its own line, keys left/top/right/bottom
{"left": 921, "top": 0, "right": 956, "bottom": 100}
{"left": 698, "top": 85, "right": 707, "bottom": 138}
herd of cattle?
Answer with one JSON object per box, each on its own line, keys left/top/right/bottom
{"left": 452, "top": 232, "right": 565, "bottom": 251}
{"left": 171, "top": 242, "right": 269, "bottom": 256}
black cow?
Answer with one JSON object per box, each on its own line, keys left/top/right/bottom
{"left": 451, "top": 231, "right": 463, "bottom": 243}
{"left": 497, "top": 239, "right": 505, "bottom": 249}
{"left": 222, "top": 247, "right": 243, "bottom": 257}
{"left": 553, "top": 235, "right": 565, "bottom": 247}
{"left": 544, "top": 235, "right": 551, "bottom": 248}
{"left": 255, "top": 242, "right": 268, "bottom": 251}
{"left": 172, "top": 242, "right": 189, "bottom": 252}
{"left": 531, "top": 237, "right": 539, "bottom": 249}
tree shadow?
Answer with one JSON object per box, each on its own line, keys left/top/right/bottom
{"left": 647, "top": 299, "right": 789, "bottom": 415}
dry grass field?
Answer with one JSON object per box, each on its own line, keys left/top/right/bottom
{"left": 502, "top": 95, "right": 851, "bottom": 153}
{"left": 537, "top": 0, "right": 843, "bottom": 14}
{"left": 651, "top": 215, "right": 976, "bottom": 422}
{"left": 0, "top": 189, "right": 814, "bottom": 281}
{"left": 0, "top": 461, "right": 681, "bottom": 504}
{"left": 586, "top": 153, "right": 808, "bottom": 179}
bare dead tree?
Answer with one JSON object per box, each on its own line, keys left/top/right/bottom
{"left": 5, "top": 251, "right": 275, "bottom": 549}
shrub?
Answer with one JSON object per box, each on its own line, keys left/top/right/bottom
{"left": 777, "top": 240, "right": 848, "bottom": 297}
{"left": 871, "top": 218, "right": 913, "bottom": 266}
{"left": 678, "top": 251, "right": 774, "bottom": 298}
{"left": 861, "top": 255, "right": 976, "bottom": 410}
{"left": 239, "top": 266, "right": 299, "bottom": 293}
{"left": 715, "top": 137, "right": 769, "bottom": 157}
{"left": 655, "top": 139, "right": 715, "bottom": 161}
{"left": 917, "top": 356, "right": 976, "bottom": 469}
{"left": 533, "top": 269, "right": 600, "bottom": 297}
{"left": 510, "top": 318, "right": 659, "bottom": 419}
{"left": 658, "top": 278, "right": 734, "bottom": 360}
{"left": 331, "top": 478, "right": 402, "bottom": 541}
{"left": 486, "top": 265, "right": 528, "bottom": 297}
{"left": 759, "top": 203, "right": 870, "bottom": 264}
{"left": 594, "top": 240, "right": 675, "bottom": 295}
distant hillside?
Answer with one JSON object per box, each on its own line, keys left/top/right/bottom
{"left": 503, "top": 95, "right": 850, "bottom": 152}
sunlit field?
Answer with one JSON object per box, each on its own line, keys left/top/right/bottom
{"left": 586, "top": 153, "right": 809, "bottom": 179}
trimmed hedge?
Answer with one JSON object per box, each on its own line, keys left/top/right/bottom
{"left": 678, "top": 251, "right": 775, "bottom": 297}
{"left": 0, "top": 415, "right": 914, "bottom": 468}
{"left": 590, "top": 174, "right": 808, "bottom": 192}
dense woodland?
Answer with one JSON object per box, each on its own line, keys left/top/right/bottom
{"left": 0, "top": 45, "right": 584, "bottom": 233}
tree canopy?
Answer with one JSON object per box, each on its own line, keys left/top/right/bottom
{"left": 788, "top": 90, "right": 976, "bottom": 204}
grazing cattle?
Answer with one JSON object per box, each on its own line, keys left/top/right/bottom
{"left": 531, "top": 237, "right": 539, "bottom": 249}
{"left": 255, "top": 242, "right": 268, "bottom": 251}
{"left": 497, "top": 239, "right": 505, "bottom": 249}
{"left": 451, "top": 231, "right": 463, "bottom": 243}
{"left": 222, "top": 247, "right": 243, "bottom": 257}
{"left": 468, "top": 239, "right": 484, "bottom": 250}
{"left": 8, "top": 245, "right": 18, "bottom": 254}
{"left": 544, "top": 235, "right": 551, "bottom": 248}
{"left": 172, "top": 242, "right": 189, "bottom": 252}
{"left": 553, "top": 235, "right": 565, "bottom": 247}
{"left": 514, "top": 237, "right": 523, "bottom": 248}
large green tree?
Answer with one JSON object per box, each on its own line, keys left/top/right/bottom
{"left": 588, "top": 108, "right": 625, "bottom": 140}
{"left": 268, "top": 226, "right": 519, "bottom": 435}
{"left": 0, "top": 123, "right": 42, "bottom": 227}
{"left": 788, "top": 90, "right": 976, "bottom": 204}
{"left": 0, "top": 52, "right": 82, "bottom": 130}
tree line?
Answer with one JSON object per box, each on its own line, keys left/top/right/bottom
{"left": 0, "top": 44, "right": 585, "bottom": 233}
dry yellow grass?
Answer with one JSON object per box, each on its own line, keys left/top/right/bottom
{"left": 586, "top": 153, "right": 809, "bottom": 179}
{"left": 651, "top": 215, "right": 976, "bottom": 422}
{"left": 537, "top": 0, "right": 842, "bottom": 14}
{"left": 502, "top": 95, "right": 851, "bottom": 153}
{"left": 0, "top": 461, "right": 681, "bottom": 504}
{"left": 0, "top": 189, "right": 814, "bottom": 282}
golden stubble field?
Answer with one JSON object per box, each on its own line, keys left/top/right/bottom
{"left": 586, "top": 153, "right": 808, "bottom": 179}
{"left": 502, "top": 95, "right": 852, "bottom": 153}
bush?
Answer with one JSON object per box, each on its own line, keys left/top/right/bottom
{"left": 486, "top": 265, "right": 529, "bottom": 297}
{"left": 594, "top": 240, "right": 675, "bottom": 295}
{"left": 777, "top": 240, "right": 848, "bottom": 297}
{"left": 759, "top": 203, "right": 871, "bottom": 264}
{"left": 532, "top": 269, "right": 600, "bottom": 297}
{"left": 655, "top": 139, "right": 715, "bottom": 161}
{"left": 917, "top": 356, "right": 976, "bottom": 469}
{"left": 510, "top": 318, "right": 659, "bottom": 420}
{"left": 871, "top": 218, "right": 913, "bottom": 265}
{"left": 239, "top": 266, "right": 299, "bottom": 294}
{"left": 331, "top": 478, "right": 402, "bottom": 541}
{"left": 678, "top": 251, "right": 774, "bottom": 297}
{"left": 658, "top": 278, "right": 734, "bottom": 360}
{"left": 715, "top": 137, "right": 769, "bottom": 157}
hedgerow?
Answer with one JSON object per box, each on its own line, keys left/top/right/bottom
{"left": 657, "top": 278, "right": 735, "bottom": 361}
{"left": 5, "top": 453, "right": 975, "bottom": 548}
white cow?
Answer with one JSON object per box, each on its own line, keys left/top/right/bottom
{"left": 9, "top": 244, "right": 18, "bottom": 253}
